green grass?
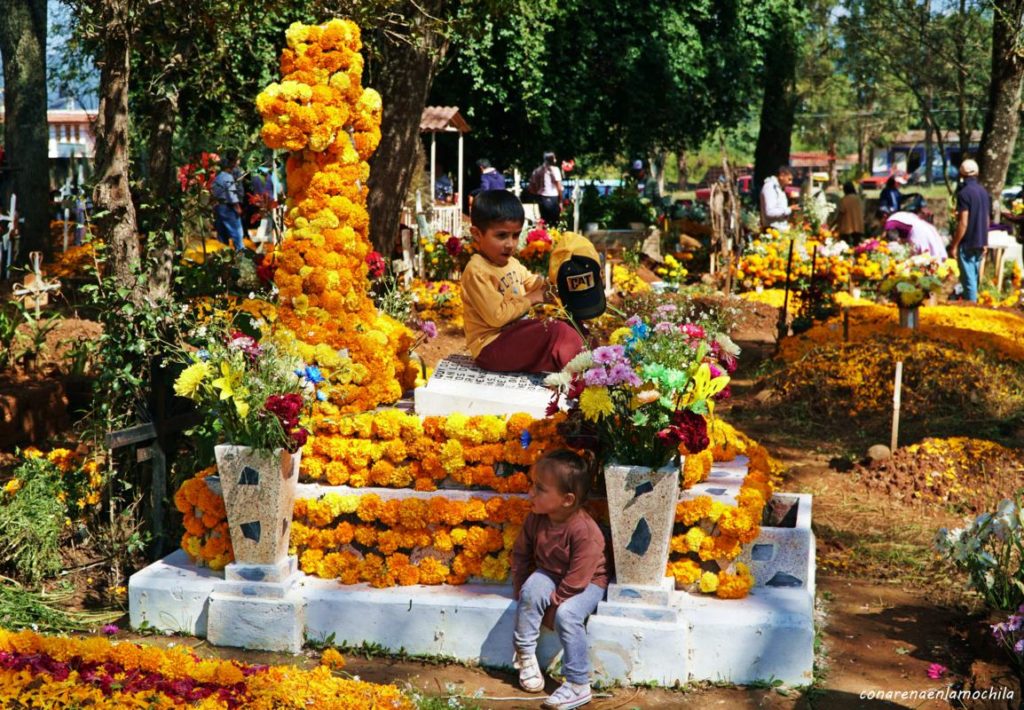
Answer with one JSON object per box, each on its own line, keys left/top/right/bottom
{"left": 0, "top": 577, "right": 120, "bottom": 633}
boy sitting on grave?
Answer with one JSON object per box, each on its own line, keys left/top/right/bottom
{"left": 462, "top": 190, "right": 585, "bottom": 373}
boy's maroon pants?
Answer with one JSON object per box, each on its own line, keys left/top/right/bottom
{"left": 475, "top": 318, "right": 584, "bottom": 374}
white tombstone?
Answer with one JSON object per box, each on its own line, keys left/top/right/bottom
{"left": 414, "top": 355, "right": 555, "bottom": 418}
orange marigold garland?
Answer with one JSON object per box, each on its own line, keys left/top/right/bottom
{"left": 257, "top": 19, "right": 413, "bottom": 413}
{"left": 174, "top": 467, "right": 233, "bottom": 570}
{"left": 302, "top": 410, "right": 566, "bottom": 492}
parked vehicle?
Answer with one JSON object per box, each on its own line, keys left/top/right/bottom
{"left": 860, "top": 169, "right": 908, "bottom": 190}
{"left": 695, "top": 175, "right": 799, "bottom": 203}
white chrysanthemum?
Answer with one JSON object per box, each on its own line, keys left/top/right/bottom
{"left": 544, "top": 371, "right": 572, "bottom": 388}
{"left": 564, "top": 351, "right": 594, "bottom": 374}
{"left": 715, "top": 333, "right": 741, "bottom": 356}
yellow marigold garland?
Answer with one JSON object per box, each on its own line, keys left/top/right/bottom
{"left": 257, "top": 19, "right": 413, "bottom": 413}
{"left": 292, "top": 493, "right": 530, "bottom": 587}
{"left": 667, "top": 419, "right": 778, "bottom": 599}
{"left": 0, "top": 627, "right": 411, "bottom": 709}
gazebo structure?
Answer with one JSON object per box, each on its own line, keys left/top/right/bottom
{"left": 420, "top": 106, "right": 471, "bottom": 207}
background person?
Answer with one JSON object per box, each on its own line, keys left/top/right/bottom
{"left": 949, "top": 158, "right": 990, "bottom": 302}
{"left": 878, "top": 176, "right": 901, "bottom": 218}
{"left": 832, "top": 181, "right": 865, "bottom": 244}
{"left": 211, "top": 149, "right": 245, "bottom": 250}
{"left": 476, "top": 158, "right": 506, "bottom": 192}
{"left": 760, "top": 165, "right": 795, "bottom": 231}
{"left": 884, "top": 211, "right": 946, "bottom": 258}
{"left": 527, "top": 151, "right": 564, "bottom": 225}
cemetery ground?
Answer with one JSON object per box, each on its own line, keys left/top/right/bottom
{"left": 5, "top": 297, "right": 1019, "bottom": 709}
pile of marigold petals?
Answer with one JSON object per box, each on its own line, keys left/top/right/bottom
{"left": 256, "top": 19, "right": 414, "bottom": 413}
{"left": 0, "top": 627, "right": 412, "bottom": 709}
{"left": 857, "top": 436, "right": 1024, "bottom": 513}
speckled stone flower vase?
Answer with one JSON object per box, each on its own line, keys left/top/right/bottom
{"left": 604, "top": 460, "right": 681, "bottom": 586}
{"left": 898, "top": 305, "right": 920, "bottom": 329}
{"left": 214, "top": 445, "right": 301, "bottom": 566}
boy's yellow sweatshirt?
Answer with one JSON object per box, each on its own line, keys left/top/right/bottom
{"left": 461, "top": 253, "right": 543, "bottom": 357}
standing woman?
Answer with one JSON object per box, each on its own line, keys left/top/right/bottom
{"left": 528, "top": 151, "right": 564, "bottom": 226}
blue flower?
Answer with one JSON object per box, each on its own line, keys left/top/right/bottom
{"left": 519, "top": 430, "right": 532, "bottom": 449}
{"left": 316, "top": 390, "right": 328, "bottom": 401}
{"left": 630, "top": 322, "right": 650, "bottom": 340}
{"left": 298, "top": 365, "right": 325, "bottom": 384}
{"left": 196, "top": 349, "right": 211, "bottom": 361}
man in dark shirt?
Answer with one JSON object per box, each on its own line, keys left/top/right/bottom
{"left": 949, "top": 159, "right": 990, "bottom": 302}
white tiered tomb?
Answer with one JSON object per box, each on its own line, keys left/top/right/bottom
{"left": 130, "top": 454, "right": 815, "bottom": 686}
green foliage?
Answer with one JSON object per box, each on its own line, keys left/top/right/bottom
{"left": 582, "top": 180, "right": 657, "bottom": 229}
{"left": 839, "top": 0, "right": 991, "bottom": 188}
{"left": 0, "top": 578, "right": 121, "bottom": 633}
{"left": 79, "top": 240, "right": 189, "bottom": 433}
{"left": 433, "top": 0, "right": 784, "bottom": 169}
{"left": 15, "top": 305, "right": 62, "bottom": 373}
{"left": 372, "top": 273, "right": 415, "bottom": 324}
{"left": 0, "top": 459, "right": 67, "bottom": 585}
{"left": 0, "top": 305, "right": 21, "bottom": 371}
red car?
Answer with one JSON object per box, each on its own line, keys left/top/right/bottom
{"left": 860, "top": 170, "right": 908, "bottom": 190}
{"left": 695, "top": 175, "right": 799, "bottom": 202}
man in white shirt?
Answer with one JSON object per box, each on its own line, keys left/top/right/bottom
{"left": 760, "top": 166, "right": 795, "bottom": 232}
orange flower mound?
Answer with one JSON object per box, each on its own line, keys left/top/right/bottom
{"left": 257, "top": 19, "right": 412, "bottom": 413}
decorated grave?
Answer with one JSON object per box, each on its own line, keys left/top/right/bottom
{"left": 129, "top": 19, "right": 815, "bottom": 688}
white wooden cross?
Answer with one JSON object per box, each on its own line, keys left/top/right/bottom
{"left": 0, "top": 194, "right": 19, "bottom": 279}
{"left": 58, "top": 173, "right": 75, "bottom": 252}
{"left": 13, "top": 251, "right": 61, "bottom": 319}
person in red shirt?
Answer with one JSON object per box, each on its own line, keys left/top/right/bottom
{"left": 511, "top": 450, "right": 609, "bottom": 709}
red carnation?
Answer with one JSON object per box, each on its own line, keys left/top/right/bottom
{"left": 290, "top": 427, "right": 309, "bottom": 448}
{"left": 265, "top": 393, "right": 303, "bottom": 430}
{"left": 670, "top": 410, "right": 709, "bottom": 454}
{"left": 365, "top": 250, "right": 386, "bottom": 279}
{"left": 445, "top": 235, "right": 463, "bottom": 257}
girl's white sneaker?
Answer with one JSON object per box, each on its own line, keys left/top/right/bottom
{"left": 513, "top": 651, "right": 544, "bottom": 693}
{"left": 541, "top": 680, "right": 592, "bottom": 709}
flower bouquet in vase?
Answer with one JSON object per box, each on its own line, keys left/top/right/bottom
{"left": 879, "top": 255, "right": 958, "bottom": 328}
{"left": 173, "top": 325, "right": 320, "bottom": 567}
{"left": 545, "top": 315, "right": 735, "bottom": 587}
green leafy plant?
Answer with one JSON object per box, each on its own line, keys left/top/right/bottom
{"left": 15, "top": 305, "right": 61, "bottom": 373}
{"left": 0, "top": 459, "right": 68, "bottom": 584}
{"left": 0, "top": 306, "right": 19, "bottom": 371}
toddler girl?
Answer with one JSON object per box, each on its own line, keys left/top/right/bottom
{"left": 511, "top": 449, "right": 609, "bottom": 710}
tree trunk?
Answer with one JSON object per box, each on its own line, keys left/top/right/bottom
{"left": 366, "top": 23, "right": 447, "bottom": 257}
{"left": 145, "top": 91, "right": 180, "bottom": 219}
{"left": 677, "top": 148, "right": 687, "bottom": 190}
{"left": 978, "top": 0, "right": 1024, "bottom": 216}
{"left": 0, "top": 0, "right": 49, "bottom": 263}
{"left": 91, "top": 0, "right": 140, "bottom": 292}
{"left": 753, "top": 14, "right": 799, "bottom": 195}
